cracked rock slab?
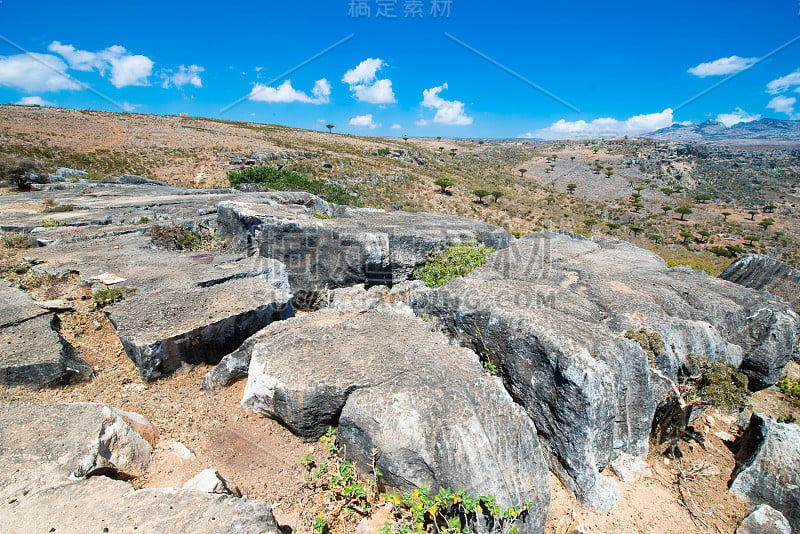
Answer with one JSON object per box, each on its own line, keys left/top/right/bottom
{"left": 241, "top": 308, "right": 549, "bottom": 534}
{"left": 0, "top": 283, "right": 92, "bottom": 387}
{"left": 25, "top": 234, "right": 294, "bottom": 380}
{"left": 218, "top": 201, "right": 514, "bottom": 294}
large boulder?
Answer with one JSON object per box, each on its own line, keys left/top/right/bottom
{"left": 25, "top": 234, "right": 294, "bottom": 380}
{"left": 411, "top": 232, "right": 800, "bottom": 511}
{"left": 721, "top": 254, "right": 800, "bottom": 311}
{"left": 217, "top": 201, "right": 514, "bottom": 296}
{"left": 0, "top": 283, "right": 92, "bottom": 386}
{"left": 729, "top": 413, "right": 800, "bottom": 530}
{"left": 240, "top": 308, "right": 550, "bottom": 534}
{"left": 0, "top": 402, "right": 154, "bottom": 496}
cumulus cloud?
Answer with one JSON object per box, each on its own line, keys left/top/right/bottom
{"left": 688, "top": 55, "right": 758, "bottom": 77}
{"left": 159, "top": 64, "right": 204, "bottom": 89}
{"left": 342, "top": 58, "right": 396, "bottom": 104}
{"left": 0, "top": 53, "right": 81, "bottom": 92}
{"left": 421, "top": 83, "right": 472, "bottom": 126}
{"left": 16, "top": 96, "right": 56, "bottom": 106}
{"left": 391, "top": 123, "right": 402, "bottom": 130}
{"left": 349, "top": 113, "right": 380, "bottom": 129}
{"left": 767, "top": 70, "right": 800, "bottom": 95}
{"left": 248, "top": 79, "right": 331, "bottom": 104}
{"left": 767, "top": 95, "right": 797, "bottom": 116}
{"left": 525, "top": 108, "right": 674, "bottom": 140}
{"left": 48, "top": 41, "right": 153, "bottom": 88}
{"left": 716, "top": 108, "right": 760, "bottom": 127}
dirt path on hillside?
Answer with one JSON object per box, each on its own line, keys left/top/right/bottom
{"left": 81, "top": 117, "right": 121, "bottom": 153}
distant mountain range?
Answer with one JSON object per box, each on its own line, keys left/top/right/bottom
{"left": 646, "top": 118, "right": 800, "bottom": 146}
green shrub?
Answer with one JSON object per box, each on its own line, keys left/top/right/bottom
{"left": 415, "top": 241, "right": 494, "bottom": 288}
{"left": 93, "top": 286, "right": 136, "bottom": 308}
{"left": 147, "top": 224, "right": 223, "bottom": 251}
{"left": 312, "top": 212, "right": 335, "bottom": 220}
{"left": 778, "top": 378, "right": 800, "bottom": 407}
{"left": 39, "top": 218, "right": 62, "bottom": 228}
{"left": 684, "top": 354, "right": 749, "bottom": 409}
{"left": 377, "top": 148, "right": 390, "bottom": 156}
{"left": 227, "top": 166, "right": 359, "bottom": 206}
{"left": 43, "top": 204, "right": 74, "bottom": 213}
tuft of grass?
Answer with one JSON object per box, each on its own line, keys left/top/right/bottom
{"left": 42, "top": 204, "right": 74, "bottom": 213}
{"left": 415, "top": 240, "right": 494, "bottom": 288}
{"left": 626, "top": 328, "right": 664, "bottom": 366}
{"left": 93, "top": 286, "right": 137, "bottom": 308}
{"left": 2, "top": 233, "right": 30, "bottom": 249}
{"left": 312, "top": 212, "right": 335, "bottom": 220}
{"left": 227, "top": 166, "right": 360, "bottom": 206}
{"left": 39, "top": 218, "right": 62, "bottom": 228}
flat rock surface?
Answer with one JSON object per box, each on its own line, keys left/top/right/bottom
{"left": 0, "top": 284, "right": 91, "bottom": 386}
{"left": 25, "top": 233, "right": 293, "bottom": 380}
{"left": 0, "top": 181, "right": 330, "bottom": 234}
{"left": 241, "top": 308, "right": 550, "bottom": 534}
{"left": 218, "top": 201, "right": 514, "bottom": 293}
{"left": 411, "top": 231, "right": 800, "bottom": 511}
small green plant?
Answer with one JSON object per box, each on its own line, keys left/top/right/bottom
{"left": 133, "top": 216, "right": 150, "bottom": 225}
{"left": 313, "top": 212, "right": 336, "bottom": 220}
{"left": 39, "top": 218, "right": 62, "bottom": 228}
{"left": 483, "top": 360, "right": 498, "bottom": 376}
{"left": 377, "top": 148, "right": 391, "bottom": 156}
{"left": 778, "top": 377, "right": 800, "bottom": 407}
{"left": 93, "top": 286, "right": 137, "bottom": 308}
{"left": 625, "top": 328, "right": 664, "bottom": 365}
{"left": 415, "top": 241, "right": 494, "bottom": 288}
{"left": 43, "top": 204, "right": 74, "bottom": 213}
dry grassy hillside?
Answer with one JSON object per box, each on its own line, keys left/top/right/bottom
{"left": 2, "top": 104, "right": 800, "bottom": 270}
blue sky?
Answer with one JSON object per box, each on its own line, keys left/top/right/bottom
{"left": 0, "top": 0, "right": 799, "bottom": 138}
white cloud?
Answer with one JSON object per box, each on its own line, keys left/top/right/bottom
{"left": 160, "top": 64, "right": 204, "bottom": 89}
{"left": 688, "top": 55, "right": 758, "bottom": 77}
{"left": 716, "top": 107, "right": 760, "bottom": 127}
{"left": 248, "top": 79, "right": 330, "bottom": 104}
{"left": 342, "top": 58, "right": 396, "bottom": 104}
{"left": 421, "top": 83, "right": 472, "bottom": 126}
{"left": 391, "top": 123, "right": 402, "bottom": 130}
{"left": 349, "top": 113, "right": 380, "bottom": 129}
{"left": 528, "top": 108, "right": 674, "bottom": 140}
{"left": 767, "top": 70, "right": 800, "bottom": 94}
{"left": 16, "top": 96, "right": 56, "bottom": 106}
{"left": 767, "top": 95, "right": 796, "bottom": 116}
{"left": 415, "top": 118, "right": 429, "bottom": 126}
{"left": 48, "top": 41, "right": 153, "bottom": 88}
{"left": 0, "top": 53, "right": 81, "bottom": 92}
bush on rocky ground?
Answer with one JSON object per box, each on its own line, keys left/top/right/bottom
{"left": 414, "top": 240, "right": 494, "bottom": 288}
{"left": 227, "top": 165, "right": 360, "bottom": 206}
